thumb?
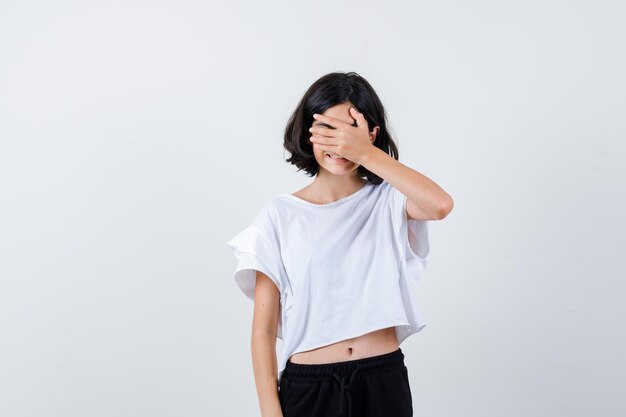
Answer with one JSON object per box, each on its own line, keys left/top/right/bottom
{"left": 350, "top": 107, "right": 367, "bottom": 128}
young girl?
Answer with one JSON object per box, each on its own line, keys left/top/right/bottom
{"left": 226, "top": 71, "right": 453, "bottom": 417}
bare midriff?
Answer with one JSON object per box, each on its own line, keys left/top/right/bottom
{"left": 288, "top": 326, "right": 400, "bottom": 364}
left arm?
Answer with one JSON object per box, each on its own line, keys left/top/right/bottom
{"left": 360, "top": 146, "right": 454, "bottom": 221}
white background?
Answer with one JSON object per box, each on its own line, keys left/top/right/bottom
{"left": 1, "top": 1, "right": 624, "bottom": 416}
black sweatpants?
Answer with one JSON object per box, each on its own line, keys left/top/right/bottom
{"left": 279, "top": 347, "right": 413, "bottom": 417}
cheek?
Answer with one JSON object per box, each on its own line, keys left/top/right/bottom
{"left": 312, "top": 144, "right": 326, "bottom": 159}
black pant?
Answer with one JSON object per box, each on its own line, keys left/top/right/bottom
{"left": 279, "top": 347, "right": 413, "bottom": 417}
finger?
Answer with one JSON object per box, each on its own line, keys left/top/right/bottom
{"left": 312, "top": 113, "right": 354, "bottom": 129}
{"left": 309, "top": 135, "right": 337, "bottom": 146}
{"left": 349, "top": 107, "right": 367, "bottom": 129}
{"left": 312, "top": 142, "right": 338, "bottom": 153}
{"left": 308, "top": 126, "right": 337, "bottom": 138}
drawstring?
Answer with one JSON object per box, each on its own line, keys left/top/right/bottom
{"left": 332, "top": 365, "right": 363, "bottom": 417}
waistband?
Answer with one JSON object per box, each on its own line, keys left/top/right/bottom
{"left": 283, "top": 347, "right": 405, "bottom": 383}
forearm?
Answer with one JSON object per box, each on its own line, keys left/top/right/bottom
{"left": 360, "top": 146, "right": 452, "bottom": 219}
{"left": 251, "top": 330, "right": 283, "bottom": 417}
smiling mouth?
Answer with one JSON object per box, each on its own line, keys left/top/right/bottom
{"left": 325, "top": 153, "right": 348, "bottom": 162}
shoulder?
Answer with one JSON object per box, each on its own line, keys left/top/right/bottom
{"left": 249, "top": 195, "right": 289, "bottom": 235}
{"left": 379, "top": 180, "right": 401, "bottom": 198}
{"left": 369, "top": 180, "right": 393, "bottom": 199}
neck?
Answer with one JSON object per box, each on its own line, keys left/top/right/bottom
{"left": 310, "top": 172, "right": 366, "bottom": 199}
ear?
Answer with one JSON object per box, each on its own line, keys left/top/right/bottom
{"left": 370, "top": 126, "right": 380, "bottom": 143}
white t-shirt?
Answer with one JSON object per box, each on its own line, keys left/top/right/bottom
{"left": 226, "top": 180, "right": 430, "bottom": 383}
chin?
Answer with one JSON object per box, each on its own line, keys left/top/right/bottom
{"left": 315, "top": 157, "right": 359, "bottom": 175}
{"left": 326, "top": 166, "right": 358, "bottom": 176}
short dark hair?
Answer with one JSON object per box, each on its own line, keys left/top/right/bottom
{"left": 283, "top": 71, "right": 399, "bottom": 184}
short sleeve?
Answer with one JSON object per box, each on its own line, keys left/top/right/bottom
{"left": 386, "top": 182, "right": 430, "bottom": 262}
{"left": 225, "top": 210, "right": 285, "bottom": 300}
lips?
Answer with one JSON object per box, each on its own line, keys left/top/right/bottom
{"left": 325, "top": 153, "right": 349, "bottom": 162}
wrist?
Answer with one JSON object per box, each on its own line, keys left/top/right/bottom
{"left": 358, "top": 145, "right": 383, "bottom": 167}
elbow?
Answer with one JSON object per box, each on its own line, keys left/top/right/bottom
{"left": 436, "top": 196, "right": 454, "bottom": 220}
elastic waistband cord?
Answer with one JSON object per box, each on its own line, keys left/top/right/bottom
{"left": 283, "top": 347, "right": 406, "bottom": 416}
{"left": 332, "top": 365, "right": 362, "bottom": 417}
